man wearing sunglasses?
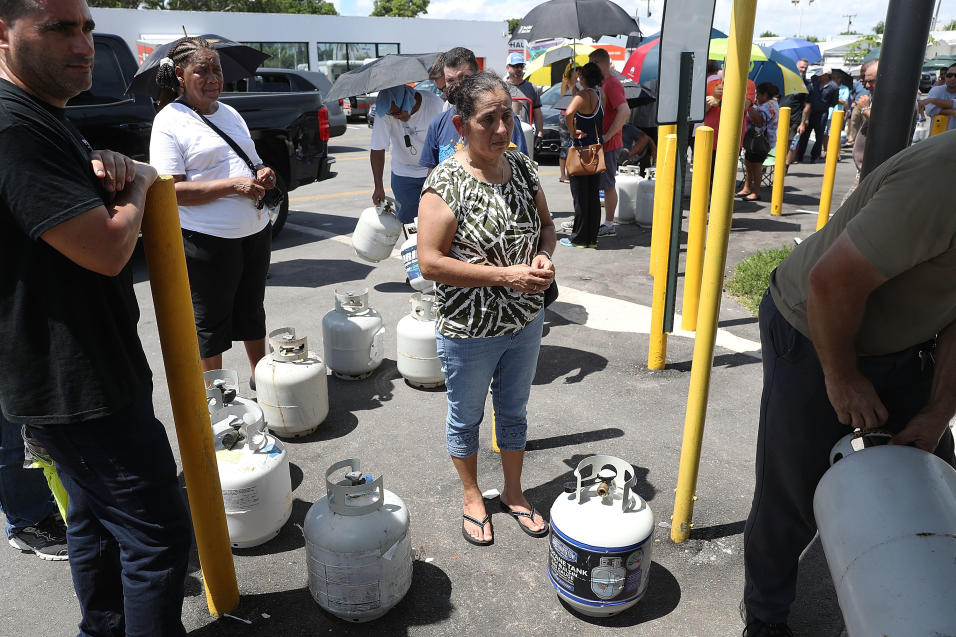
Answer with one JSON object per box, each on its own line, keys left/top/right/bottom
{"left": 919, "top": 62, "right": 956, "bottom": 132}
{"left": 504, "top": 52, "right": 543, "bottom": 144}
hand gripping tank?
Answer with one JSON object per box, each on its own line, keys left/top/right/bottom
{"left": 396, "top": 292, "right": 444, "bottom": 389}
{"left": 322, "top": 288, "right": 385, "bottom": 380}
{"left": 304, "top": 459, "right": 412, "bottom": 622}
{"left": 813, "top": 431, "right": 956, "bottom": 637}
{"left": 548, "top": 455, "right": 654, "bottom": 617}
{"left": 352, "top": 198, "right": 402, "bottom": 263}
{"left": 205, "top": 370, "right": 292, "bottom": 548}
{"left": 254, "top": 327, "right": 329, "bottom": 438}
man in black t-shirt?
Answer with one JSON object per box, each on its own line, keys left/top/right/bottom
{"left": 0, "top": 0, "right": 190, "bottom": 634}
{"left": 793, "top": 68, "right": 839, "bottom": 163}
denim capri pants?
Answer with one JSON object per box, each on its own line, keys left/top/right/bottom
{"left": 436, "top": 311, "right": 544, "bottom": 458}
{"left": 391, "top": 172, "right": 427, "bottom": 224}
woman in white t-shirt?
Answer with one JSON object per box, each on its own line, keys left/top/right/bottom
{"left": 370, "top": 84, "right": 444, "bottom": 223}
{"left": 149, "top": 37, "right": 276, "bottom": 386}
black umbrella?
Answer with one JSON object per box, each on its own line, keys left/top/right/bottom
{"left": 125, "top": 35, "right": 270, "bottom": 98}
{"left": 513, "top": 0, "right": 640, "bottom": 42}
{"left": 324, "top": 53, "right": 442, "bottom": 101}
{"left": 553, "top": 72, "right": 656, "bottom": 109}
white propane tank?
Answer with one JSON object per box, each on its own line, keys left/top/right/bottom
{"left": 813, "top": 431, "right": 956, "bottom": 637}
{"left": 205, "top": 370, "right": 292, "bottom": 548}
{"left": 396, "top": 292, "right": 444, "bottom": 389}
{"left": 304, "top": 459, "right": 412, "bottom": 622}
{"left": 353, "top": 197, "right": 402, "bottom": 263}
{"left": 520, "top": 121, "right": 535, "bottom": 160}
{"left": 635, "top": 170, "right": 655, "bottom": 227}
{"left": 548, "top": 455, "right": 654, "bottom": 617}
{"left": 614, "top": 166, "right": 643, "bottom": 224}
{"left": 399, "top": 230, "right": 434, "bottom": 292}
{"left": 254, "top": 327, "right": 329, "bottom": 438}
{"left": 322, "top": 288, "right": 385, "bottom": 380}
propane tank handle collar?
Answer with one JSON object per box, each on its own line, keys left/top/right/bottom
{"left": 325, "top": 458, "right": 386, "bottom": 516}
{"left": 378, "top": 196, "right": 397, "bottom": 216}
{"left": 267, "top": 326, "right": 310, "bottom": 362}
{"left": 573, "top": 454, "right": 639, "bottom": 512}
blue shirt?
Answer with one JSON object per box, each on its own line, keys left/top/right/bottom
{"left": 419, "top": 108, "right": 528, "bottom": 170}
{"left": 850, "top": 80, "right": 870, "bottom": 105}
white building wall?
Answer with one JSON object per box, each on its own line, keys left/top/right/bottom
{"left": 89, "top": 8, "right": 511, "bottom": 73}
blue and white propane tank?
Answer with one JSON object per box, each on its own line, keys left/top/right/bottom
{"left": 548, "top": 455, "right": 654, "bottom": 617}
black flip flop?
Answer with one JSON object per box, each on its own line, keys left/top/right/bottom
{"left": 461, "top": 513, "right": 493, "bottom": 546}
{"left": 499, "top": 500, "right": 550, "bottom": 538}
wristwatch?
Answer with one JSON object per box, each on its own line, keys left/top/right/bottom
{"left": 535, "top": 249, "right": 552, "bottom": 260}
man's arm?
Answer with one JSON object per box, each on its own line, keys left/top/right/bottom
{"left": 893, "top": 320, "right": 956, "bottom": 452}
{"left": 40, "top": 163, "right": 159, "bottom": 277}
{"left": 533, "top": 106, "right": 544, "bottom": 138}
{"left": 806, "top": 232, "right": 890, "bottom": 430}
{"left": 370, "top": 149, "right": 386, "bottom": 205}
{"left": 606, "top": 102, "right": 630, "bottom": 142}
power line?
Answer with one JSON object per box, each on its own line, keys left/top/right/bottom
{"left": 842, "top": 13, "right": 857, "bottom": 34}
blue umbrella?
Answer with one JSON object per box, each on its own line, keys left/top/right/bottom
{"left": 769, "top": 38, "right": 822, "bottom": 64}
{"left": 750, "top": 46, "right": 809, "bottom": 96}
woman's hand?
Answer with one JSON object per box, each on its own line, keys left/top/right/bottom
{"left": 255, "top": 166, "right": 276, "bottom": 190}
{"left": 232, "top": 177, "right": 266, "bottom": 201}
{"left": 502, "top": 264, "right": 554, "bottom": 294}
{"left": 573, "top": 129, "right": 586, "bottom": 139}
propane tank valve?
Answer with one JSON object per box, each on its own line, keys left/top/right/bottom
{"left": 346, "top": 470, "right": 366, "bottom": 486}
{"left": 596, "top": 468, "right": 617, "bottom": 498}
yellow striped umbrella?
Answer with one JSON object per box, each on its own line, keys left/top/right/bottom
{"left": 523, "top": 43, "right": 596, "bottom": 87}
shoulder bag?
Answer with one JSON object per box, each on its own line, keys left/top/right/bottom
{"left": 742, "top": 105, "right": 772, "bottom": 156}
{"left": 512, "top": 154, "right": 558, "bottom": 308}
{"left": 566, "top": 114, "right": 606, "bottom": 176}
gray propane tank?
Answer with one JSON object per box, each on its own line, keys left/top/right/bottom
{"left": 254, "top": 327, "right": 329, "bottom": 438}
{"left": 396, "top": 292, "right": 444, "bottom": 389}
{"left": 352, "top": 197, "right": 402, "bottom": 263}
{"left": 614, "top": 166, "right": 643, "bottom": 224}
{"left": 548, "top": 455, "right": 654, "bottom": 617}
{"left": 322, "top": 288, "right": 385, "bottom": 380}
{"left": 304, "top": 459, "right": 412, "bottom": 622}
{"left": 205, "top": 370, "right": 292, "bottom": 548}
{"left": 813, "top": 430, "right": 956, "bottom": 637}
{"left": 635, "top": 168, "right": 655, "bottom": 227}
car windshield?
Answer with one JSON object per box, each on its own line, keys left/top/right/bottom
{"left": 540, "top": 83, "right": 564, "bottom": 107}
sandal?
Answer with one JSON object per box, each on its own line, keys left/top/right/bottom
{"left": 461, "top": 513, "right": 493, "bottom": 546}
{"left": 744, "top": 193, "right": 761, "bottom": 201}
{"left": 499, "top": 499, "right": 549, "bottom": 537}
{"left": 559, "top": 177, "right": 570, "bottom": 183}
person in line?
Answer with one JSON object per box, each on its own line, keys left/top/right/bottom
{"left": 417, "top": 71, "right": 555, "bottom": 546}
{"left": 419, "top": 47, "right": 527, "bottom": 171}
{"left": 852, "top": 60, "right": 878, "bottom": 173}
{"left": 560, "top": 62, "right": 604, "bottom": 249}
{"left": 150, "top": 36, "right": 277, "bottom": 387}
{"left": 618, "top": 124, "right": 656, "bottom": 173}
{"left": 504, "top": 52, "right": 543, "bottom": 145}
{"left": 370, "top": 84, "right": 444, "bottom": 224}
{"left": 793, "top": 68, "right": 838, "bottom": 164}
{"left": 844, "top": 67, "right": 870, "bottom": 147}
{"left": 782, "top": 58, "right": 811, "bottom": 165}
{"left": 0, "top": 0, "right": 191, "bottom": 633}
{"left": 556, "top": 61, "right": 580, "bottom": 183}
{"left": 588, "top": 48, "right": 629, "bottom": 238}
{"left": 919, "top": 62, "right": 956, "bottom": 131}
{"left": 428, "top": 52, "right": 448, "bottom": 105}
{"left": 741, "top": 129, "right": 956, "bottom": 637}
{"left": 701, "top": 61, "right": 756, "bottom": 190}
{"left": 736, "top": 82, "right": 779, "bottom": 202}
{"left": 820, "top": 69, "right": 849, "bottom": 160}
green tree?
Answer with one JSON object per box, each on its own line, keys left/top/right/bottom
{"left": 805, "top": 35, "right": 821, "bottom": 43}
{"left": 944, "top": 18, "right": 956, "bottom": 31}
{"left": 844, "top": 34, "right": 881, "bottom": 64}
{"left": 759, "top": 30, "right": 778, "bottom": 38}
{"left": 873, "top": 20, "right": 884, "bottom": 34}
{"left": 369, "top": 0, "right": 429, "bottom": 18}
{"left": 507, "top": 18, "right": 521, "bottom": 36}
{"left": 88, "top": 0, "right": 141, "bottom": 7}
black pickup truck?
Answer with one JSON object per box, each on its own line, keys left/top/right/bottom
{"left": 66, "top": 33, "right": 336, "bottom": 236}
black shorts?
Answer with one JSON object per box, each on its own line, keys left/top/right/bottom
{"left": 744, "top": 150, "right": 769, "bottom": 164}
{"left": 181, "top": 224, "right": 271, "bottom": 359}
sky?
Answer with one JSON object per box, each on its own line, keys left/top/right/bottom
{"left": 334, "top": 0, "right": 956, "bottom": 41}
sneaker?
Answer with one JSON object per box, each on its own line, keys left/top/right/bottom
{"left": 559, "top": 220, "right": 574, "bottom": 232}
{"left": 742, "top": 620, "right": 793, "bottom": 637}
{"left": 597, "top": 223, "right": 616, "bottom": 237}
{"left": 558, "top": 237, "right": 587, "bottom": 248}
{"left": 9, "top": 515, "right": 68, "bottom": 561}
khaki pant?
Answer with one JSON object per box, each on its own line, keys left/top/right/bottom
{"left": 847, "top": 106, "right": 865, "bottom": 143}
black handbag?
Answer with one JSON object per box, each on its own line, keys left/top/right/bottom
{"left": 743, "top": 125, "right": 771, "bottom": 156}
{"left": 179, "top": 99, "right": 285, "bottom": 222}
{"left": 512, "top": 155, "right": 559, "bottom": 308}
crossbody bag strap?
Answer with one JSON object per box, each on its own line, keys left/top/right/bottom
{"left": 178, "top": 98, "right": 258, "bottom": 177}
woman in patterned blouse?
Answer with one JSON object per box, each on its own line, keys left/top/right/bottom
{"left": 418, "top": 71, "right": 557, "bottom": 546}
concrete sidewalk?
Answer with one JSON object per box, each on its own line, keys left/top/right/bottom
{"left": 0, "top": 133, "right": 862, "bottom": 636}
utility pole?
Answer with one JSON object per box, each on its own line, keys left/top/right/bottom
{"left": 842, "top": 13, "right": 857, "bottom": 34}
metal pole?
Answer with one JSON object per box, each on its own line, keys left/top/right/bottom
{"left": 816, "top": 109, "right": 845, "bottom": 230}
{"left": 140, "top": 177, "right": 240, "bottom": 617}
{"left": 649, "top": 123, "right": 677, "bottom": 275}
{"left": 860, "top": 0, "right": 935, "bottom": 179}
{"left": 681, "top": 126, "right": 714, "bottom": 332}
{"left": 671, "top": 0, "right": 758, "bottom": 543}
{"left": 930, "top": 114, "right": 949, "bottom": 136}
{"left": 770, "top": 106, "right": 791, "bottom": 216}
{"left": 648, "top": 134, "right": 678, "bottom": 371}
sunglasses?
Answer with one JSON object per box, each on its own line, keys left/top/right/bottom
{"left": 947, "top": 73, "right": 956, "bottom": 78}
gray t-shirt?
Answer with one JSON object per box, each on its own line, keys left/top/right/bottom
{"left": 507, "top": 80, "right": 541, "bottom": 120}
{"left": 771, "top": 130, "right": 956, "bottom": 355}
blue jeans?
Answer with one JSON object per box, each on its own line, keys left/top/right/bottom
{"left": 0, "top": 413, "right": 56, "bottom": 537}
{"left": 25, "top": 391, "right": 190, "bottom": 637}
{"left": 391, "top": 173, "right": 427, "bottom": 224}
{"left": 436, "top": 311, "right": 544, "bottom": 457}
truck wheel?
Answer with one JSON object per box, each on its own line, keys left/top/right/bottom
{"left": 270, "top": 174, "right": 289, "bottom": 238}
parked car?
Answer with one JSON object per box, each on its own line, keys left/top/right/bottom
{"left": 535, "top": 83, "right": 566, "bottom": 159}
{"left": 67, "top": 33, "right": 336, "bottom": 237}
{"left": 367, "top": 80, "right": 445, "bottom": 127}
{"left": 225, "top": 68, "right": 346, "bottom": 138}
{"left": 347, "top": 93, "right": 376, "bottom": 120}
{"left": 920, "top": 69, "right": 937, "bottom": 94}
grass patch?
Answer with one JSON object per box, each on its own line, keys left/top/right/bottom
{"left": 725, "top": 244, "right": 795, "bottom": 315}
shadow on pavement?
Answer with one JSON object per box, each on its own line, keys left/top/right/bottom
{"left": 689, "top": 520, "right": 745, "bottom": 541}
{"left": 534, "top": 344, "right": 608, "bottom": 385}
{"left": 266, "top": 258, "right": 374, "bottom": 288}
{"left": 556, "top": 561, "right": 681, "bottom": 627}
{"left": 718, "top": 316, "right": 758, "bottom": 328}
{"left": 731, "top": 217, "right": 802, "bottom": 233}
{"left": 671, "top": 351, "right": 761, "bottom": 371}
{"left": 526, "top": 427, "right": 625, "bottom": 453}
{"left": 231, "top": 497, "right": 311, "bottom": 557}
{"left": 186, "top": 560, "right": 453, "bottom": 636}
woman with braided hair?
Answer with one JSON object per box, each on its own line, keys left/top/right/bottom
{"left": 149, "top": 36, "right": 276, "bottom": 387}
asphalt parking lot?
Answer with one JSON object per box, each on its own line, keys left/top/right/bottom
{"left": 3, "top": 122, "right": 864, "bottom": 636}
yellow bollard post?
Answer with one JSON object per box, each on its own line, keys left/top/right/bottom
{"left": 816, "top": 109, "right": 845, "bottom": 231}
{"left": 491, "top": 410, "right": 500, "bottom": 453}
{"left": 648, "top": 134, "right": 678, "bottom": 370}
{"left": 671, "top": 0, "right": 759, "bottom": 543}
{"left": 140, "top": 177, "right": 239, "bottom": 617}
{"left": 649, "top": 123, "right": 677, "bottom": 274}
{"left": 930, "top": 114, "right": 948, "bottom": 136}
{"left": 770, "top": 106, "right": 791, "bottom": 216}
{"left": 680, "top": 126, "right": 714, "bottom": 332}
